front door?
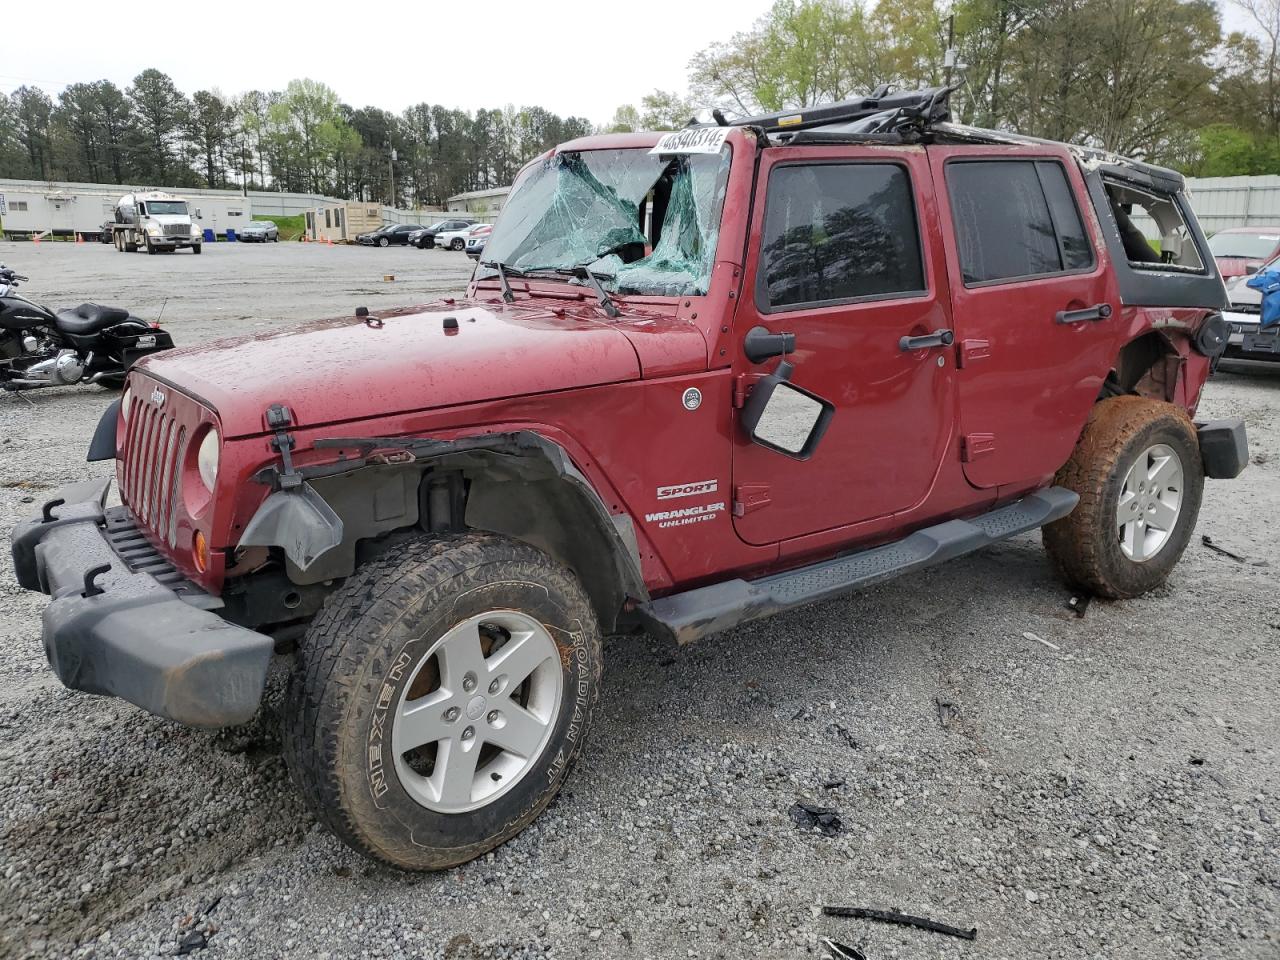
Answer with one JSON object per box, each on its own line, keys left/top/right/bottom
{"left": 731, "top": 146, "right": 959, "bottom": 546}
{"left": 927, "top": 146, "right": 1120, "bottom": 489}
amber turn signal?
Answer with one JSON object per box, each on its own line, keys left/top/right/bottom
{"left": 193, "top": 530, "right": 210, "bottom": 573}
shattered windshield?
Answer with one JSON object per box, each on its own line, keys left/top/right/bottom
{"left": 479, "top": 146, "right": 732, "bottom": 297}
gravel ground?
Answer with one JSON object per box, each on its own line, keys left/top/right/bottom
{"left": 0, "top": 242, "right": 1277, "bottom": 960}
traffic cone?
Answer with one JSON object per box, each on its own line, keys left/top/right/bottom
{"left": 32, "top": 235, "right": 40, "bottom": 245}
{"left": 76, "top": 233, "right": 83, "bottom": 244}
{"left": 324, "top": 236, "right": 333, "bottom": 246}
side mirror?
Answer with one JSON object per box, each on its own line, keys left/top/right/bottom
{"left": 741, "top": 361, "right": 834, "bottom": 460}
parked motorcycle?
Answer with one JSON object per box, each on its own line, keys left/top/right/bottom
{"left": 0, "top": 265, "right": 174, "bottom": 392}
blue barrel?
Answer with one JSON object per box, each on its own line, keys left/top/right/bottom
{"left": 203, "top": 228, "right": 215, "bottom": 243}
{"left": 226, "top": 228, "right": 237, "bottom": 242}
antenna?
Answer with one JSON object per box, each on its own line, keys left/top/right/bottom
{"left": 155, "top": 297, "right": 168, "bottom": 326}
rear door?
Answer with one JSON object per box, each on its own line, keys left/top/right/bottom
{"left": 730, "top": 146, "right": 959, "bottom": 545}
{"left": 928, "top": 146, "right": 1120, "bottom": 489}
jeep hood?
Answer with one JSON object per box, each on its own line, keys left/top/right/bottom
{"left": 138, "top": 300, "right": 652, "bottom": 437}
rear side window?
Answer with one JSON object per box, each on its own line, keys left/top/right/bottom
{"left": 947, "top": 160, "right": 1094, "bottom": 284}
{"left": 760, "top": 163, "right": 925, "bottom": 310}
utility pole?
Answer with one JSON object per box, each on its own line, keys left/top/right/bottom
{"left": 389, "top": 146, "right": 398, "bottom": 208}
{"left": 943, "top": 12, "right": 956, "bottom": 88}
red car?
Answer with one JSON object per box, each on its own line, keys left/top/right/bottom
{"left": 12, "top": 86, "right": 1245, "bottom": 871}
{"left": 1207, "top": 225, "right": 1280, "bottom": 278}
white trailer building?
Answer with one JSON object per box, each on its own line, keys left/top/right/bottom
{"left": 0, "top": 178, "right": 253, "bottom": 239}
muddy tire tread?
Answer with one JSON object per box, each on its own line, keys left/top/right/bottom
{"left": 282, "top": 533, "right": 600, "bottom": 870}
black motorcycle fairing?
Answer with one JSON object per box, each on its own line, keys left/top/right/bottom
{"left": 0, "top": 294, "right": 57, "bottom": 331}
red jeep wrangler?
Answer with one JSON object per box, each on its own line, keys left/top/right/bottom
{"left": 11, "top": 88, "right": 1247, "bottom": 870}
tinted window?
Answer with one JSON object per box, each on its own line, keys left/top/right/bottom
{"left": 947, "top": 160, "right": 1093, "bottom": 284}
{"left": 761, "top": 163, "right": 925, "bottom": 309}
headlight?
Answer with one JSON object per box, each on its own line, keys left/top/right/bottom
{"left": 190, "top": 224, "right": 201, "bottom": 236}
{"left": 145, "top": 223, "right": 161, "bottom": 235}
{"left": 197, "top": 429, "right": 220, "bottom": 490}
{"left": 121, "top": 386, "right": 132, "bottom": 420}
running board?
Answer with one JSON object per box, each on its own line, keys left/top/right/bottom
{"left": 637, "top": 486, "right": 1079, "bottom": 645}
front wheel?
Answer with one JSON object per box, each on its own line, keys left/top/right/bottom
{"left": 379, "top": 237, "right": 390, "bottom": 247}
{"left": 450, "top": 238, "right": 464, "bottom": 251}
{"left": 1043, "top": 396, "right": 1204, "bottom": 598}
{"left": 283, "top": 533, "right": 602, "bottom": 870}
{"left": 192, "top": 244, "right": 202, "bottom": 255}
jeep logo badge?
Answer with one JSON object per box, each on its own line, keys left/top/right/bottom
{"left": 682, "top": 387, "right": 702, "bottom": 411}
{"left": 150, "top": 388, "right": 165, "bottom": 407}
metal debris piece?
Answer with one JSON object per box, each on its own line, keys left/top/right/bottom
{"left": 935, "top": 697, "right": 960, "bottom": 729}
{"left": 1201, "top": 535, "right": 1247, "bottom": 563}
{"left": 822, "top": 777, "right": 846, "bottom": 791}
{"left": 790, "top": 801, "right": 842, "bottom": 837}
{"left": 821, "top": 937, "right": 867, "bottom": 960}
{"left": 1023, "top": 631, "right": 1059, "bottom": 651}
{"left": 822, "top": 906, "right": 977, "bottom": 941}
{"left": 176, "top": 930, "right": 208, "bottom": 955}
{"left": 1066, "top": 594, "right": 1092, "bottom": 618}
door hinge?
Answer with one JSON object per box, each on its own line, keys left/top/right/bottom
{"left": 732, "top": 373, "right": 766, "bottom": 409}
{"left": 957, "top": 338, "right": 991, "bottom": 368}
{"left": 732, "top": 483, "right": 771, "bottom": 517}
{"left": 961, "top": 433, "right": 996, "bottom": 462}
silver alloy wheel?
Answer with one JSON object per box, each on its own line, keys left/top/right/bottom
{"left": 1116, "top": 442, "right": 1184, "bottom": 562}
{"left": 392, "top": 610, "right": 562, "bottom": 814}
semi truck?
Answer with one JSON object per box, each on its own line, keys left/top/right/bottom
{"left": 109, "top": 191, "right": 203, "bottom": 254}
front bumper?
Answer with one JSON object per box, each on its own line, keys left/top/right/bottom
{"left": 10, "top": 479, "right": 273, "bottom": 728}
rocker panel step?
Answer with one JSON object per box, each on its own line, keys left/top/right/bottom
{"left": 638, "top": 486, "right": 1078, "bottom": 645}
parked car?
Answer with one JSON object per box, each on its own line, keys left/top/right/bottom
{"left": 11, "top": 86, "right": 1245, "bottom": 874}
{"left": 1207, "top": 225, "right": 1280, "bottom": 279}
{"left": 465, "top": 224, "right": 492, "bottom": 260}
{"left": 435, "top": 221, "right": 482, "bottom": 251}
{"left": 411, "top": 219, "right": 476, "bottom": 249}
{"left": 356, "top": 224, "right": 419, "bottom": 247}
{"left": 1221, "top": 269, "right": 1280, "bottom": 360}
{"left": 239, "top": 220, "right": 280, "bottom": 243}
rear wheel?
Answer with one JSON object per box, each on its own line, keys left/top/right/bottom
{"left": 1043, "top": 396, "right": 1203, "bottom": 598}
{"left": 283, "top": 533, "right": 602, "bottom": 870}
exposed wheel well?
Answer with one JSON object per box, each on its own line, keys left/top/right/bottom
{"left": 236, "top": 432, "right": 645, "bottom": 634}
{"left": 1106, "top": 331, "right": 1182, "bottom": 402}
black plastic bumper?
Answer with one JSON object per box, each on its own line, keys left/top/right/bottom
{"left": 1198, "top": 418, "right": 1249, "bottom": 479}
{"left": 9, "top": 479, "right": 273, "bottom": 728}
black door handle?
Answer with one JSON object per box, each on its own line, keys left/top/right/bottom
{"left": 899, "top": 328, "right": 954, "bottom": 351}
{"left": 1055, "top": 303, "right": 1113, "bottom": 324}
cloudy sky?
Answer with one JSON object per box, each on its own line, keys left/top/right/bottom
{"left": 1, "top": 0, "right": 778, "bottom": 124}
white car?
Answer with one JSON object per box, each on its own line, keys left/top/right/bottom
{"left": 434, "top": 223, "right": 479, "bottom": 251}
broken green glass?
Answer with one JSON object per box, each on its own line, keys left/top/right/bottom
{"left": 480, "top": 145, "right": 732, "bottom": 299}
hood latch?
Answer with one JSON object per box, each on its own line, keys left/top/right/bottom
{"left": 266, "top": 403, "right": 302, "bottom": 490}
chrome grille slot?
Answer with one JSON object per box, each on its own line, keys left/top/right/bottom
{"left": 162, "top": 223, "right": 189, "bottom": 237}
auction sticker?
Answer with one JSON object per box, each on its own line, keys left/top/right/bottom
{"left": 650, "top": 128, "right": 730, "bottom": 155}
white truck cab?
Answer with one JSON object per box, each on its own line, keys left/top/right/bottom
{"left": 111, "top": 191, "right": 203, "bottom": 254}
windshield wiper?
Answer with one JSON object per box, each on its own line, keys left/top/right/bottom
{"left": 479, "top": 259, "right": 517, "bottom": 303}
{"left": 559, "top": 265, "right": 620, "bottom": 318}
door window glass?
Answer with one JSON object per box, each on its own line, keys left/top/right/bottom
{"left": 947, "top": 159, "right": 1094, "bottom": 284}
{"left": 760, "top": 163, "right": 925, "bottom": 310}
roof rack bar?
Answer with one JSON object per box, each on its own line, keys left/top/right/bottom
{"left": 727, "top": 86, "right": 955, "bottom": 134}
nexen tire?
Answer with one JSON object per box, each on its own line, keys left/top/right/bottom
{"left": 283, "top": 533, "right": 602, "bottom": 870}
